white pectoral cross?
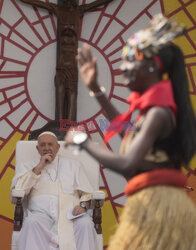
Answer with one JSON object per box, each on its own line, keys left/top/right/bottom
{"left": 44, "top": 156, "right": 59, "bottom": 182}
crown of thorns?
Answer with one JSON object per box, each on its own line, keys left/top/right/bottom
{"left": 122, "top": 14, "right": 186, "bottom": 61}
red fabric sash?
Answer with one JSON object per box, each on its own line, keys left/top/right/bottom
{"left": 104, "top": 80, "right": 177, "bottom": 143}
{"left": 124, "top": 169, "right": 187, "bottom": 196}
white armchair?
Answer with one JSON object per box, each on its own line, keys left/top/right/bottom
{"left": 11, "top": 140, "right": 105, "bottom": 250}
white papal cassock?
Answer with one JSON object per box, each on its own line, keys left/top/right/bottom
{"left": 11, "top": 155, "right": 99, "bottom": 250}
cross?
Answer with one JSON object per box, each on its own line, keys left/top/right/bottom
{"left": 19, "top": 0, "right": 114, "bottom": 122}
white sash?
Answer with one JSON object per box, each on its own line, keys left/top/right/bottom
{"left": 29, "top": 180, "right": 77, "bottom": 250}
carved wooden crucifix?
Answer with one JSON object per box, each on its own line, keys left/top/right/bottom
{"left": 19, "top": 0, "right": 114, "bottom": 122}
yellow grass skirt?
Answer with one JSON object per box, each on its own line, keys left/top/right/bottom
{"left": 108, "top": 186, "right": 196, "bottom": 250}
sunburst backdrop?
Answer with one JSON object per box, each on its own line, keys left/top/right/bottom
{"left": 0, "top": 0, "right": 195, "bottom": 249}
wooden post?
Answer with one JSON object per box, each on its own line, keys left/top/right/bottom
{"left": 92, "top": 199, "right": 104, "bottom": 234}
{"left": 13, "top": 198, "right": 23, "bottom": 231}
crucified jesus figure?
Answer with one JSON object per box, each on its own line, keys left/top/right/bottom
{"left": 19, "top": 0, "right": 114, "bottom": 122}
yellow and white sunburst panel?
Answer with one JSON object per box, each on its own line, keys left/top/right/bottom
{"left": 0, "top": 0, "right": 195, "bottom": 249}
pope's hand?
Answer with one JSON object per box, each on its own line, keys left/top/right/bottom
{"left": 33, "top": 153, "right": 53, "bottom": 175}
{"left": 40, "top": 153, "right": 53, "bottom": 166}
{"left": 72, "top": 205, "right": 85, "bottom": 215}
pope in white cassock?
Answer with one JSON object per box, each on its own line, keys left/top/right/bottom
{"left": 11, "top": 131, "right": 99, "bottom": 250}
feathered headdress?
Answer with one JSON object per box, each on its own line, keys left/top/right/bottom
{"left": 122, "top": 14, "right": 186, "bottom": 61}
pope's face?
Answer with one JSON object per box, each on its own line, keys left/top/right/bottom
{"left": 36, "top": 134, "right": 60, "bottom": 161}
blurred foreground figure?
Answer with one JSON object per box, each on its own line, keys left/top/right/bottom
{"left": 65, "top": 14, "right": 196, "bottom": 250}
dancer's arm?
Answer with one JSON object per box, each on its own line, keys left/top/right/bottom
{"left": 77, "top": 44, "right": 120, "bottom": 121}
{"left": 65, "top": 107, "right": 174, "bottom": 178}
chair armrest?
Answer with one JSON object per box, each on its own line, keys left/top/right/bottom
{"left": 11, "top": 189, "right": 25, "bottom": 204}
{"left": 91, "top": 190, "right": 105, "bottom": 209}
{"left": 92, "top": 190, "right": 105, "bottom": 200}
